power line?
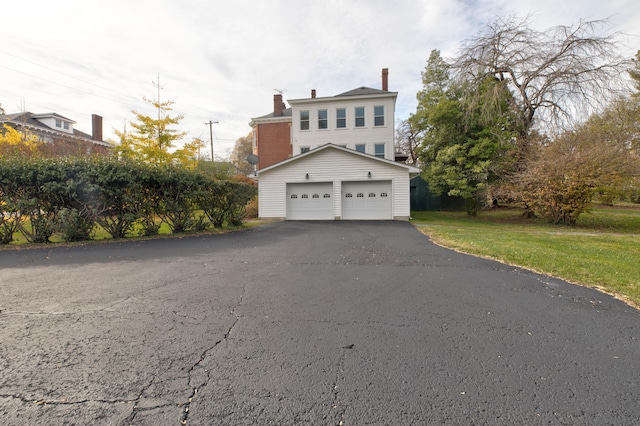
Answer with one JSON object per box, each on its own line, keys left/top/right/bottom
{"left": 0, "top": 50, "right": 139, "bottom": 104}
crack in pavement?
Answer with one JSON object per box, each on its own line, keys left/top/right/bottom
{"left": 0, "top": 271, "right": 216, "bottom": 319}
{"left": 0, "top": 392, "right": 138, "bottom": 406}
{"left": 0, "top": 308, "right": 198, "bottom": 322}
{"left": 180, "top": 284, "right": 247, "bottom": 425}
{"left": 330, "top": 345, "right": 351, "bottom": 426}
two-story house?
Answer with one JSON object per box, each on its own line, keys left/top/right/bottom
{"left": 256, "top": 69, "right": 419, "bottom": 221}
{"left": 0, "top": 111, "right": 112, "bottom": 155}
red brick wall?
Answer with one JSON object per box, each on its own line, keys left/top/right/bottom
{"left": 256, "top": 121, "right": 291, "bottom": 169}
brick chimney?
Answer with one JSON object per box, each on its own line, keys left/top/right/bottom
{"left": 91, "top": 114, "right": 103, "bottom": 141}
{"left": 382, "top": 68, "right": 389, "bottom": 91}
{"left": 273, "top": 94, "right": 284, "bottom": 116}
{"left": 311, "top": 89, "right": 316, "bottom": 98}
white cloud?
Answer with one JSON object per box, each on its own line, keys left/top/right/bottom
{"left": 1, "top": 0, "right": 638, "bottom": 158}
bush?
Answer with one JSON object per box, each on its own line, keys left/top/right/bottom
{"left": 0, "top": 157, "right": 255, "bottom": 244}
{"left": 57, "top": 208, "right": 95, "bottom": 242}
{"left": 198, "top": 180, "right": 257, "bottom": 228}
{"left": 157, "top": 167, "right": 208, "bottom": 233}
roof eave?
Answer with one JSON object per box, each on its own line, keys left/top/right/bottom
{"left": 288, "top": 91, "right": 398, "bottom": 105}
{"left": 257, "top": 143, "right": 420, "bottom": 175}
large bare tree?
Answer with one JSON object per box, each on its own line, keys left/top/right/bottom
{"left": 394, "top": 119, "right": 421, "bottom": 165}
{"left": 453, "top": 16, "right": 631, "bottom": 136}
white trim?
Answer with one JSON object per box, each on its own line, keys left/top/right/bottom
{"left": 257, "top": 143, "right": 420, "bottom": 175}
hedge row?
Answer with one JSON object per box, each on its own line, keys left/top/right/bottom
{"left": 0, "top": 157, "right": 257, "bottom": 244}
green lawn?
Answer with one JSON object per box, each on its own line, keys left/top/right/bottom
{"left": 411, "top": 207, "right": 640, "bottom": 309}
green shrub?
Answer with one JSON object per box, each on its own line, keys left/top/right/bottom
{"left": 57, "top": 208, "right": 95, "bottom": 242}
{"left": 0, "top": 157, "right": 253, "bottom": 244}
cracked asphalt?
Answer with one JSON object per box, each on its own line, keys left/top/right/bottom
{"left": 1, "top": 221, "right": 639, "bottom": 425}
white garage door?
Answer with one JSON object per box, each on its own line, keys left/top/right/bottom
{"left": 342, "top": 180, "right": 392, "bottom": 220}
{"left": 286, "top": 182, "right": 334, "bottom": 220}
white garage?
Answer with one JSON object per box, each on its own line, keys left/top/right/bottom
{"left": 286, "top": 182, "right": 334, "bottom": 220}
{"left": 342, "top": 180, "right": 392, "bottom": 220}
{"left": 257, "top": 144, "right": 420, "bottom": 221}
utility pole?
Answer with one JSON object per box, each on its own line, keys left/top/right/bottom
{"left": 205, "top": 120, "right": 218, "bottom": 162}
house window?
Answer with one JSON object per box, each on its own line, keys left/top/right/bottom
{"left": 324, "top": 194, "right": 331, "bottom": 198}
{"left": 357, "top": 193, "right": 364, "bottom": 198}
{"left": 336, "top": 108, "right": 346, "bottom": 128}
{"left": 374, "top": 143, "right": 385, "bottom": 158}
{"left": 290, "top": 194, "right": 298, "bottom": 199}
{"left": 302, "top": 194, "right": 309, "bottom": 199}
{"left": 63, "top": 122, "right": 70, "bottom": 130}
{"left": 300, "top": 110, "right": 310, "bottom": 130}
{"left": 301, "top": 146, "right": 310, "bottom": 154}
{"left": 355, "top": 144, "right": 366, "bottom": 153}
{"left": 374, "top": 106, "right": 384, "bottom": 126}
{"left": 355, "top": 107, "right": 365, "bottom": 127}
{"left": 55, "top": 119, "right": 62, "bottom": 128}
{"left": 369, "top": 193, "right": 376, "bottom": 197}
{"left": 380, "top": 192, "right": 388, "bottom": 197}
{"left": 312, "top": 194, "right": 320, "bottom": 199}
{"left": 345, "top": 193, "right": 353, "bottom": 198}
{"left": 318, "top": 109, "right": 328, "bottom": 129}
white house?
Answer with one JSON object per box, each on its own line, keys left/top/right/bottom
{"left": 256, "top": 69, "right": 420, "bottom": 221}
{"left": 288, "top": 85, "right": 396, "bottom": 160}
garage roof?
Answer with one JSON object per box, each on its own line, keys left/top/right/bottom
{"left": 257, "top": 143, "right": 420, "bottom": 175}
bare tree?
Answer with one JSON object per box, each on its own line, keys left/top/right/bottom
{"left": 394, "top": 119, "right": 421, "bottom": 165}
{"left": 453, "top": 16, "right": 632, "bottom": 136}
{"left": 230, "top": 133, "right": 254, "bottom": 176}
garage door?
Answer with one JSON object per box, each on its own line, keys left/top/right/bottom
{"left": 286, "top": 182, "right": 334, "bottom": 220}
{"left": 342, "top": 180, "right": 392, "bottom": 220}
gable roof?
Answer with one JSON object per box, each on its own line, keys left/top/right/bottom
{"left": 1, "top": 111, "right": 75, "bottom": 130}
{"left": 0, "top": 111, "right": 111, "bottom": 147}
{"left": 336, "top": 86, "right": 390, "bottom": 97}
{"left": 288, "top": 87, "right": 397, "bottom": 105}
{"left": 257, "top": 143, "right": 420, "bottom": 175}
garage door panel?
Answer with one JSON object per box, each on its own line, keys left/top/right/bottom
{"left": 286, "top": 182, "right": 334, "bottom": 220}
{"left": 342, "top": 180, "right": 392, "bottom": 220}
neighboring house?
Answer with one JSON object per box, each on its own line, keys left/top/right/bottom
{"left": 256, "top": 69, "right": 420, "bottom": 221}
{"left": 249, "top": 94, "right": 292, "bottom": 169}
{"left": 0, "top": 112, "right": 112, "bottom": 154}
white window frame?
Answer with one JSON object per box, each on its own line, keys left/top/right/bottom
{"left": 374, "top": 106, "right": 384, "bottom": 126}
{"left": 374, "top": 143, "right": 385, "bottom": 158}
{"left": 355, "top": 107, "right": 365, "bottom": 127}
{"left": 336, "top": 108, "right": 346, "bottom": 128}
{"left": 318, "top": 109, "right": 328, "bottom": 130}
{"left": 300, "top": 110, "right": 310, "bottom": 130}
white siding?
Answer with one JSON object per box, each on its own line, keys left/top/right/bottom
{"left": 259, "top": 147, "right": 412, "bottom": 220}
{"left": 290, "top": 95, "right": 396, "bottom": 160}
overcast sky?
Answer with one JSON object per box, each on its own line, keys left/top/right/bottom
{"left": 2, "top": 0, "right": 639, "bottom": 159}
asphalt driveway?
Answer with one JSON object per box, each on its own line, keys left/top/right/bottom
{"left": 1, "top": 221, "right": 639, "bottom": 425}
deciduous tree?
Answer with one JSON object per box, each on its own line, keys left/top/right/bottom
{"left": 230, "top": 133, "right": 254, "bottom": 176}
{"left": 0, "top": 124, "right": 42, "bottom": 157}
{"left": 453, "top": 16, "right": 630, "bottom": 136}
{"left": 411, "top": 50, "right": 519, "bottom": 215}
{"left": 394, "top": 119, "right": 421, "bottom": 165}
{"left": 507, "top": 109, "right": 640, "bottom": 224}
{"left": 114, "top": 97, "right": 187, "bottom": 166}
